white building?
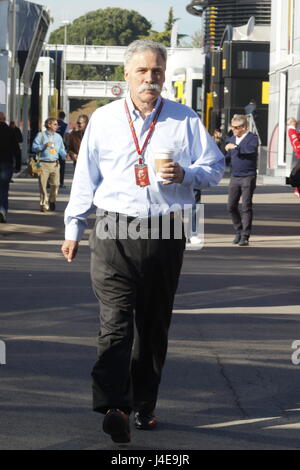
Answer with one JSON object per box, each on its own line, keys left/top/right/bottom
{"left": 267, "top": 0, "right": 300, "bottom": 183}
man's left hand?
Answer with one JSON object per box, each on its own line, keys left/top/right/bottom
{"left": 225, "top": 143, "right": 237, "bottom": 151}
{"left": 160, "top": 162, "right": 185, "bottom": 185}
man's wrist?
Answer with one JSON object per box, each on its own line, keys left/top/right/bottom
{"left": 180, "top": 168, "right": 185, "bottom": 184}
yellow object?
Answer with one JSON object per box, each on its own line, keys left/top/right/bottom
{"left": 262, "top": 81, "right": 269, "bottom": 104}
{"left": 205, "top": 92, "right": 213, "bottom": 130}
{"left": 50, "top": 89, "right": 58, "bottom": 117}
{"left": 174, "top": 80, "right": 186, "bottom": 105}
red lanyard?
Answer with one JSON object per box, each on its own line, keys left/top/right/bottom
{"left": 124, "top": 98, "right": 164, "bottom": 164}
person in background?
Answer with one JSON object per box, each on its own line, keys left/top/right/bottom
{"left": 9, "top": 121, "right": 23, "bottom": 144}
{"left": 287, "top": 117, "right": 300, "bottom": 197}
{"left": 32, "top": 117, "right": 66, "bottom": 212}
{"left": 57, "top": 111, "right": 68, "bottom": 188}
{"left": 61, "top": 39, "right": 224, "bottom": 444}
{"left": 0, "top": 113, "right": 21, "bottom": 222}
{"left": 8, "top": 121, "right": 23, "bottom": 183}
{"left": 225, "top": 114, "right": 259, "bottom": 247}
{"left": 66, "top": 115, "right": 89, "bottom": 168}
{"left": 57, "top": 111, "right": 68, "bottom": 138}
{"left": 212, "top": 129, "right": 223, "bottom": 149}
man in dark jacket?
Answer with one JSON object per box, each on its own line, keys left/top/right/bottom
{"left": 56, "top": 111, "right": 68, "bottom": 188}
{"left": 0, "top": 112, "right": 21, "bottom": 223}
{"left": 66, "top": 114, "right": 89, "bottom": 167}
{"left": 225, "top": 114, "right": 259, "bottom": 246}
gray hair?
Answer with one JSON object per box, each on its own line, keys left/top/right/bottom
{"left": 287, "top": 117, "right": 297, "bottom": 126}
{"left": 44, "top": 117, "right": 57, "bottom": 128}
{"left": 231, "top": 114, "right": 248, "bottom": 128}
{"left": 124, "top": 39, "right": 167, "bottom": 68}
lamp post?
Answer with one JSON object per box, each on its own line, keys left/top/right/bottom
{"left": 62, "top": 20, "right": 70, "bottom": 112}
{"left": 9, "top": 0, "right": 17, "bottom": 122}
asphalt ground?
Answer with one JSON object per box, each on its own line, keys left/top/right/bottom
{"left": 1, "top": 162, "right": 300, "bottom": 452}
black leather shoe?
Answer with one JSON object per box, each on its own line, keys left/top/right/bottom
{"left": 239, "top": 238, "right": 249, "bottom": 246}
{"left": 134, "top": 411, "right": 158, "bottom": 430}
{"left": 49, "top": 202, "right": 56, "bottom": 211}
{"left": 0, "top": 211, "right": 7, "bottom": 223}
{"left": 232, "top": 234, "right": 241, "bottom": 244}
{"left": 103, "top": 409, "right": 130, "bottom": 443}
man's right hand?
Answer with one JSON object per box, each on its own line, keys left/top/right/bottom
{"left": 61, "top": 240, "right": 79, "bottom": 263}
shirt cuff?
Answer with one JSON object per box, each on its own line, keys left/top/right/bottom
{"left": 181, "top": 167, "right": 195, "bottom": 187}
{"left": 65, "top": 219, "right": 86, "bottom": 242}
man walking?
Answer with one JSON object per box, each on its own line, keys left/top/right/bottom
{"left": 225, "top": 114, "right": 259, "bottom": 246}
{"left": 0, "top": 112, "right": 21, "bottom": 222}
{"left": 32, "top": 118, "right": 66, "bottom": 212}
{"left": 61, "top": 39, "right": 224, "bottom": 443}
{"left": 66, "top": 114, "right": 89, "bottom": 167}
{"left": 56, "top": 111, "right": 68, "bottom": 188}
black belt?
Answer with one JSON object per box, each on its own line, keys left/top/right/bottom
{"left": 99, "top": 210, "right": 180, "bottom": 223}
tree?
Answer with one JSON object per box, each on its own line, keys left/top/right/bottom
{"left": 141, "top": 7, "right": 186, "bottom": 47}
{"left": 180, "top": 29, "right": 204, "bottom": 48}
{"left": 48, "top": 8, "right": 151, "bottom": 46}
{"left": 164, "top": 7, "right": 178, "bottom": 32}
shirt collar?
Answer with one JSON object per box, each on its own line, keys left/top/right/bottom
{"left": 236, "top": 130, "right": 249, "bottom": 143}
{"left": 125, "top": 94, "right": 162, "bottom": 121}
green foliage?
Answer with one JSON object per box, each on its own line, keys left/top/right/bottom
{"left": 109, "top": 65, "right": 125, "bottom": 82}
{"left": 66, "top": 64, "right": 119, "bottom": 81}
{"left": 164, "top": 7, "right": 179, "bottom": 32}
{"left": 141, "top": 30, "right": 172, "bottom": 47}
{"left": 140, "top": 7, "right": 186, "bottom": 47}
{"left": 66, "top": 64, "right": 125, "bottom": 81}
{"left": 48, "top": 8, "right": 151, "bottom": 46}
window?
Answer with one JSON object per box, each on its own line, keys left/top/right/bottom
{"left": 237, "top": 51, "right": 269, "bottom": 71}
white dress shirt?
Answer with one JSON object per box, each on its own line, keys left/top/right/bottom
{"left": 235, "top": 131, "right": 249, "bottom": 145}
{"left": 64, "top": 96, "right": 225, "bottom": 241}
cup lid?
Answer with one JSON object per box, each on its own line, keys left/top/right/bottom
{"left": 154, "top": 148, "right": 174, "bottom": 156}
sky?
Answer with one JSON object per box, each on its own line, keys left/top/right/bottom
{"left": 32, "top": 0, "right": 203, "bottom": 41}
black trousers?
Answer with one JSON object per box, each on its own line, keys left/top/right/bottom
{"left": 90, "top": 212, "right": 186, "bottom": 415}
{"left": 59, "top": 156, "right": 65, "bottom": 186}
{"left": 227, "top": 175, "right": 257, "bottom": 239}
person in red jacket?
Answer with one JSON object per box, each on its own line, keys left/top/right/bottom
{"left": 287, "top": 117, "right": 300, "bottom": 196}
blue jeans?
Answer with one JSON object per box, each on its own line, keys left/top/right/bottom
{"left": 0, "top": 161, "right": 13, "bottom": 213}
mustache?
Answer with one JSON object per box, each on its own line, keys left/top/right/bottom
{"left": 137, "top": 83, "right": 161, "bottom": 93}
